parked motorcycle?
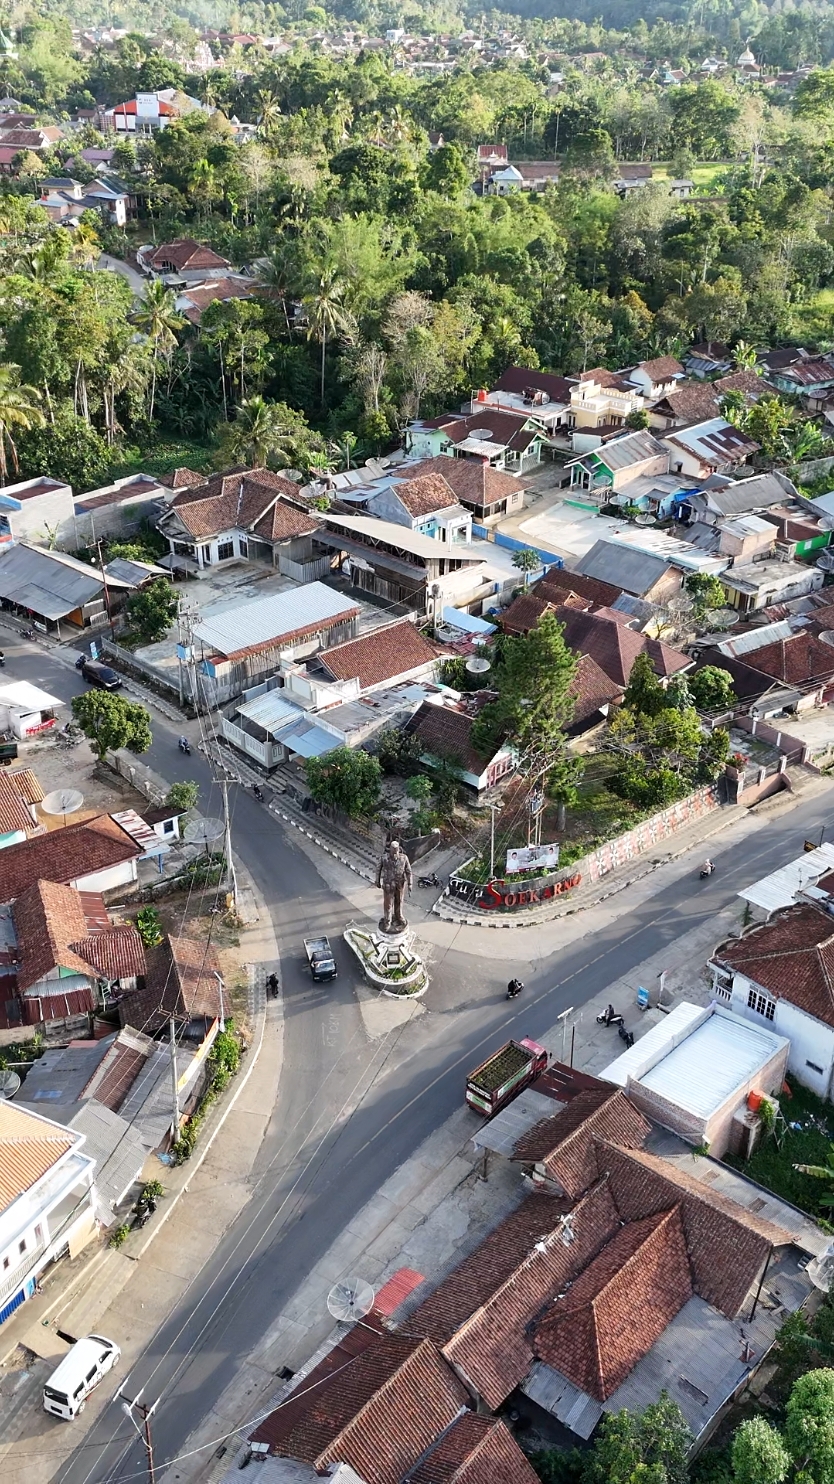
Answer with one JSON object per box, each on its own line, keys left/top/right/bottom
{"left": 506, "top": 978, "right": 524, "bottom": 1000}
{"left": 135, "top": 1197, "right": 157, "bottom": 1229}
{"left": 596, "top": 1003, "right": 624, "bottom": 1028}
{"left": 418, "top": 872, "right": 440, "bottom": 889}
{"left": 618, "top": 1025, "right": 635, "bottom": 1048}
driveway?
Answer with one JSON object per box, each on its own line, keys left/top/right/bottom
{"left": 96, "top": 254, "right": 146, "bottom": 299}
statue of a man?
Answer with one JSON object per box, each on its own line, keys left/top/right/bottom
{"left": 376, "top": 840, "right": 412, "bottom": 934}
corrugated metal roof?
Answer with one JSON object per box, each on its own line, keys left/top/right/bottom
{"left": 716, "top": 621, "right": 795, "bottom": 657}
{"left": 0, "top": 680, "right": 64, "bottom": 712}
{"left": 602, "top": 1001, "right": 712, "bottom": 1088}
{"left": 472, "top": 1089, "right": 564, "bottom": 1156}
{"left": 576, "top": 540, "right": 671, "bottom": 596}
{"left": 20, "top": 1097, "right": 146, "bottom": 1214}
{"left": 277, "top": 721, "right": 340, "bottom": 758}
{"left": 0, "top": 544, "right": 104, "bottom": 619}
{"left": 596, "top": 430, "right": 666, "bottom": 471}
{"left": 16, "top": 1039, "right": 113, "bottom": 1104}
{"left": 738, "top": 844, "right": 834, "bottom": 914}
{"left": 235, "top": 692, "right": 301, "bottom": 733}
{"left": 521, "top": 1362, "right": 603, "bottom": 1439}
{"left": 195, "top": 582, "right": 358, "bottom": 659}
{"left": 638, "top": 1009, "right": 788, "bottom": 1119}
{"left": 322, "top": 513, "right": 485, "bottom": 561}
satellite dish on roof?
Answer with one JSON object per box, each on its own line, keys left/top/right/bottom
{"left": 709, "top": 609, "right": 740, "bottom": 631}
{"left": 466, "top": 656, "right": 491, "bottom": 674}
{"left": 0, "top": 1068, "right": 20, "bottom": 1098}
{"left": 634, "top": 513, "right": 656, "bottom": 525}
{"left": 42, "top": 788, "right": 84, "bottom": 827}
{"left": 184, "top": 817, "right": 224, "bottom": 852}
{"left": 819, "top": 631, "right": 834, "bottom": 648}
{"left": 327, "top": 1278, "right": 375, "bottom": 1323}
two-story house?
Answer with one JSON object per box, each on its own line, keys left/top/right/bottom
{"left": 710, "top": 901, "right": 834, "bottom": 1101}
{"left": 0, "top": 1103, "right": 96, "bottom": 1326}
{"left": 568, "top": 370, "right": 646, "bottom": 447}
{"left": 364, "top": 472, "right": 472, "bottom": 544}
{"left": 406, "top": 408, "right": 549, "bottom": 473}
{"left": 626, "top": 356, "right": 686, "bottom": 401}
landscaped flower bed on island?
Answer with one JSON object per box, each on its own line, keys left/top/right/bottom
{"left": 343, "top": 926, "right": 428, "bottom": 997}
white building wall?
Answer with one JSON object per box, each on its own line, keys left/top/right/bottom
{"left": 6, "top": 488, "right": 75, "bottom": 547}
{"left": 726, "top": 969, "right": 834, "bottom": 1098}
{"left": 74, "top": 859, "right": 138, "bottom": 895}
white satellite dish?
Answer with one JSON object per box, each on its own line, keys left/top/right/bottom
{"left": 0, "top": 1069, "right": 20, "bottom": 1098}
{"left": 466, "top": 655, "right": 491, "bottom": 675}
{"left": 709, "top": 608, "right": 740, "bottom": 631}
{"left": 327, "top": 1278, "right": 375, "bottom": 1323}
{"left": 42, "top": 789, "right": 85, "bottom": 827}
{"left": 819, "top": 631, "right": 834, "bottom": 648}
{"left": 184, "top": 817, "right": 224, "bottom": 846}
{"left": 634, "top": 513, "right": 655, "bottom": 525}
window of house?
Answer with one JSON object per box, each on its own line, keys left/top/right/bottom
{"left": 807, "top": 1061, "right": 824, "bottom": 1075}
{"left": 34, "top": 1224, "right": 42, "bottom": 1243}
{"left": 747, "top": 987, "right": 776, "bottom": 1021}
{"left": 217, "top": 541, "right": 235, "bottom": 562}
{"left": 18, "top": 1239, "right": 26, "bottom": 1254}
{"left": 2, "top": 1256, "right": 9, "bottom": 1270}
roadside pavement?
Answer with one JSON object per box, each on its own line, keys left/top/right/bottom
{"left": 0, "top": 864, "right": 281, "bottom": 1484}
{"left": 187, "top": 888, "right": 741, "bottom": 1484}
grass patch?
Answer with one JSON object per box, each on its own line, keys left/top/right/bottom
{"left": 653, "top": 160, "right": 731, "bottom": 191}
{"left": 724, "top": 1075, "right": 834, "bottom": 1218}
{"left": 108, "top": 435, "right": 218, "bottom": 482}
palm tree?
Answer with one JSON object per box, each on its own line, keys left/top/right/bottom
{"left": 0, "top": 367, "right": 45, "bottom": 486}
{"left": 134, "top": 281, "right": 185, "bottom": 421}
{"left": 219, "top": 396, "right": 292, "bottom": 469}
{"left": 304, "top": 267, "right": 355, "bottom": 406}
{"left": 256, "top": 89, "right": 283, "bottom": 141}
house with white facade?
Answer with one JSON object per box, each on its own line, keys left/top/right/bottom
{"left": 626, "top": 356, "right": 686, "bottom": 401}
{"left": 157, "top": 468, "right": 322, "bottom": 579}
{"left": 0, "top": 1103, "right": 96, "bottom": 1326}
{"left": 662, "top": 418, "right": 759, "bottom": 479}
{"left": 710, "top": 901, "right": 834, "bottom": 1101}
{"left": 0, "top": 474, "right": 74, "bottom": 548}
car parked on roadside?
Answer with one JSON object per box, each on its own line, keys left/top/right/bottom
{"left": 79, "top": 659, "right": 122, "bottom": 691}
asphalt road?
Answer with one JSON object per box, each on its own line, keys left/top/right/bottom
{"left": 4, "top": 632, "right": 828, "bottom": 1484}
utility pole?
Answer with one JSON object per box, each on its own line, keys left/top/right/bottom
{"left": 488, "top": 801, "right": 502, "bottom": 881}
{"left": 169, "top": 1017, "right": 180, "bottom": 1139}
{"left": 119, "top": 1391, "right": 159, "bottom": 1484}
{"left": 220, "top": 776, "right": 238, "bottom": 914}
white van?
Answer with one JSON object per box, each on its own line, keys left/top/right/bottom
{"left": 43, "top": 1334, "right": 120, "bottom": 1420}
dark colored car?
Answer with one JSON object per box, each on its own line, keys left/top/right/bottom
{"left": 80, "top": 659, "right": 122, "bottom": 691}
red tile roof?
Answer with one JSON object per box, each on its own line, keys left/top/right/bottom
{"left": 512, "top": 1088, "right": 651, "bottom": 1194}
{"left": 392, "top": 472, "right": 459, "bottom": 518}
{"left": 534, "top": 1207, "right": 692, "bottom": 1400}
{"left": 258, "top": 1331, "right": 469, "bottom": 1484}
{"left": 715, "top": 903, "right": 834, "bottom": 1027}
{"left": 0, "top": 816, "right": 140, "bottom": 902}
{"left": 406, "top": 702, "right": 494, "bottom": 775}
{"left": 637, "top": 356, "right": 684, "bottom": 381}
{"left": 119, "top": 933, "right": 222, "bottom": 1032}
{"left": 410, "top": 1192, "right": 577, "bottom": 1347}
{"left": 556, "top": 608, "right": 690, "bottom": 688}
{"left": 410, "top": 1414, "right": 540, "bottom": 1484}
{"left": 537, "top": 570, "right": 623, "bottom": 609}
{"left": 569, "top": 652, "right": 623, "bottom": 727}
{"left": 373, "top": 1266, "right": 425, "bottom": 1316}
{"left": 0, "top": 769, "right": 39, "bottom": 837}
{"left": 160, "top": 467, "right": 207, "bottom": 490}
{"left": 13, "top": 880, "right": 145, "bottom": 992}
{"left": 166, "top": 468, "right": 302, "bottom": 540}
{"left": 402, "top": 456, "right": 525, "bottom": 512}
{"left": 439, "top": 1183, "right": 622, "bottom": 1407}
{"left": 320, "top": 619, "right": 438, "bottom": 689}
{"left": 601, "top": 1142, "right": 789, "bottom": 1317}
{"left": 147, "top": 238, "right": 230, "bottom": 271}
{"left": 250, "top": 494, "right": 318, "bottom": 543}
{"left": 741, "top": 631, "right": 834, "bottom": 686}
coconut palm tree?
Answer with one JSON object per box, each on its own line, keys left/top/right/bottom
{"left": 303, "top": 267, "right": 355, "bottom": 407}
{"left": 732, "top": 339, "right": 760, "bottom": 370}
{"left": 0, "top": 366, "right": 45, "bottom": 486}
{"left": 219, "top": 396, "right": 292, "bottom": 469}
{"left": 134, "top": 280, "right": 185, "bottom": 421}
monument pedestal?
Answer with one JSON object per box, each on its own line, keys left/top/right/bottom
{"left": 343, "top": 923, "right": 428, "bottom": 998}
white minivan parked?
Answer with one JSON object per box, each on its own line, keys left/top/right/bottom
{"left": 43, "top": 1334, "right": 121, "bottom": 1420}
